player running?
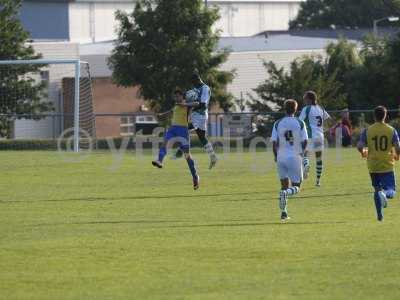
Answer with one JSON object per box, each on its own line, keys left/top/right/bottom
{"left": 299, "top": 91, "right": 331, "bottom": 186}
{"left": 357, "top": 106, "right": 400, "bottom": 221}
{"left": 174, "top": 73, "right": 218, "bottom": 169}
{"left": 272, "top": 99, "right": 308, "bottom": 221}
{"left": 152, "top": 89, "right": 200, "bottom": 190}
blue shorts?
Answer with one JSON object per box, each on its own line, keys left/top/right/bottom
{"left": 370, "top": 172, "right": 396, "bottom": 191}
{"left": 165, "top": 125, "right": 190, "bottom": 151}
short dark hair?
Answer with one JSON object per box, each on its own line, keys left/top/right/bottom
{"left": 304, "top": 91, "right": 318, "bottom": 105}
{"left": 191, "top": 73, "right": 200, "bottom": 81}
{"left": 191, "top": 72, "right": 201, "bottom": 85}
{"left": 374, "top": 106, "right": 387, "bottom": 122}
{"left": 284, "top": 99, "right": 298, "bottom": 115}
{"left": 174, "top": 88, "right": 184, "bottom": 96}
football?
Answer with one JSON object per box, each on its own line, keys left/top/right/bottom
{"left": 185, "top": 89, "right": 198, "bottom": 103}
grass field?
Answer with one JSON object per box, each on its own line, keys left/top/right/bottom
{"left": 1, "top": 148, "right": 400, "bottom": 300}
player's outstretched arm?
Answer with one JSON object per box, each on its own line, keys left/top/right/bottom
{"left": 357, "top": 129, "right": 368, "bottom": 157}
{"left": 271, "top": 122, "right": 279, "bottom": 162}
{"left": 157, "top": 110, "right": 173, "bottom": 120}
{"left": 392, "top": 129, "right": 400, "bottom": 159}
{"left": 272, "top": 141, "right": 278, "bottom": 162}
{"left": 177, "top": 101, "right": 200, "bottom": 108}
{"left": 301, "top": 140, "right": 308, "bottom": 156}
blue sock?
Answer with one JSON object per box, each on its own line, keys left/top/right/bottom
{"left": 374, "top": 191, "right": 383, "bottom": 220}
{"left": 158, "top": 147, "right": 167, "bottom": 163}
{"left": 186, "top": 157, "right": 198, "bottom": 179}
{"left": 385, "top": 189, "right": 396, "bottom": 199}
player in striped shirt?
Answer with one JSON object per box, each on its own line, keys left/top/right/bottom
{"left": 299, "top": 91, "right": 331, "bottom": 186}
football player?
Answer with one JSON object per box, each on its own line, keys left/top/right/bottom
{"left": 152, "top": 89, "right": 200, "bottom": 190}
{"left": 272, "top": 99, "right": 308, "bottom": 221}
{"left": 174, "top": 73, "right": 218, "bottom": 169}
{"left": 299, "top": 91, "right": 331, "bottom": 186}
{"left": 357, "top": 106, "right": 400, "bottom": 221}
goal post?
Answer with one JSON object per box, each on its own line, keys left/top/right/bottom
{"left": 0, "top": 59, "right": 95, "bottom": 152}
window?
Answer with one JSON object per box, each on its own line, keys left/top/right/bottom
{"left": 40, "top": 71, "right": 49, "bottom": 82}
{"left": 120, "top": 116, "right": 134, "bottom": 136}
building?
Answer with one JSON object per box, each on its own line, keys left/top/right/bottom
{"left": 211, "top": 0, "right": 303, "bottom": 36}
{"left": 12, "top": 42, "right": 80, "bottom": 139}
{"left": 81, "top": 29, "right": 377, "bottom": 114}
{"left": 20, "top": 0, "right": 305, "bottom": 43}
{"left": 12, "top": 1, "right": 398, "bottom": 139}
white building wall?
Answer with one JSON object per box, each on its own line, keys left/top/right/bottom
{"left": 219, "top": 49, "right": 326, "bottom": 109}
{"left": 68, "top": 1, "right": 303, "bottom": 43}
{"left": 14, "top": 42, "right": 79, "bottom": 139}
{"left": 69, "top": 2, "right": 134, "bottom": 43}
{"left": 69, "top": 3, "right": 92, "bottom": 43}
{"left": 213, "top": 1, "right": 302, "bottom": 36}
{"left": 79, "top": 46, "right": 327, "bottom": 112}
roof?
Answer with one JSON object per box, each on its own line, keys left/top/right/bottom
{"left": 79, "top": 28, "right": 400, "bottom": 56}
{"left": 220, "top": 28, "right": 400, "bottom": 52}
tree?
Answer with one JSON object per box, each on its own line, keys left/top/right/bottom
{"left": 347, "top": 34, "right": 400, "bottom": 109}
{"left": 108, "top": 0, "right": 235, "bottom": 112}
{"left": 252, "top": 33, "right": 400, "bottom": 113}
{"left": 0, "top": 0, "right": 51, "bottom": 138}
{"left": 290, "top": 0, "right": 400, "bottom": 29}
{"left": 250, "top": 55, "right": 346, "bottom": 112}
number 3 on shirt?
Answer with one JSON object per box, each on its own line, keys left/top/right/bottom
{"left": 316, "top": 116, "right": 323, "bottom": 127}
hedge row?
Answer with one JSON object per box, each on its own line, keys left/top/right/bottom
{"left": 0, "top": 136, "right": 250, "bottom": 151}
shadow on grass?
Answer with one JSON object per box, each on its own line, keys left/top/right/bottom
{"left": 159, "top": 221, "right": 347, "bottom": 228}
{"left": 217, "top": 191, "right": 372, "bottom": 202}
{"left": 30, "top": 219, "right": 347, "bottom": 228}
{"left": 1, "top": 191, "right": 372, "bottom": 204}
{"left": 30, "top": 219, "right": 190, "bottom": 227}
{"left": 0, "top": 191, "right": 275, "bottom": 204}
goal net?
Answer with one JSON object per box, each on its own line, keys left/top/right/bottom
{"left": 0, "top": 59, "right": 96, "bottom": 151}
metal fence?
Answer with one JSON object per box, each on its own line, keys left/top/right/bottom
{"left": 1, "top": 109, "right": 400, "bottom": 149}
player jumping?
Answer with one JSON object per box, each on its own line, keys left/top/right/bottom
{"left": 152, "top": 89, "right": 200, "bottom": 190}
{"left": 272, "top": 99, "right": 308, "bottom": 221}
{"left": 299, "top": 91, "right": 330, "bottom": 186}
{"left": 174, "top": 73, "right": 218, "bottom": 169}
{"left": 357, "top": 106, "right": 400, "bottom": 221}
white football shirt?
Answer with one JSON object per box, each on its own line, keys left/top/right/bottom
{"left": 299, "top": 105, "right": 330, "bottom": 139}
{"left": 271, "top": 116, "right": 308, "bottom": 160}
{"left": 192, "top": 84, "right": 211, "bottom": 116}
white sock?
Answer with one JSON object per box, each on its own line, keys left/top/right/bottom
{"left": 303, "top": 157, "right": 310, "bottom": 167}
{"left": 285, "top": 186, "right": 300, "bottom": 196}
{"left": 204, "top": 142, "right": 216, "bottom": 157}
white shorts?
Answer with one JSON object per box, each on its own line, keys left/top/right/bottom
{"left": 190, "top": 112, "right": 208, "bottom": 131}
{"left": 306, "top": 137, "right": 325, "bottom": 152}
{"left": 277, "top": 155, "right": 303, "bottom": 183}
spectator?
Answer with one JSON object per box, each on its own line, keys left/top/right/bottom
{"left": 330, "top": 109, "right": 353, "bottom": 147}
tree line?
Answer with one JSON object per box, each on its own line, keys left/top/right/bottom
{"left": 252, "top": 35, "right": 400, "bottom": 112}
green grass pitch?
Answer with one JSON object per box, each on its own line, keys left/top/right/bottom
{"left": 0, "top": 149, "right": 399, "bottom": 299}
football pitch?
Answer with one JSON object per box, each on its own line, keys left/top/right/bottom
{"left": 0, "top": 149, "right": 399, "bottom": 300}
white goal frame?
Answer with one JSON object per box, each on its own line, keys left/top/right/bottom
{"left": 0, "top": 59, "right": 87, "bottom": 152}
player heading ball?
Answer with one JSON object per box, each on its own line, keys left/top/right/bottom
{"left": 272, "top": 99, "right": 308, "bottom": 221}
